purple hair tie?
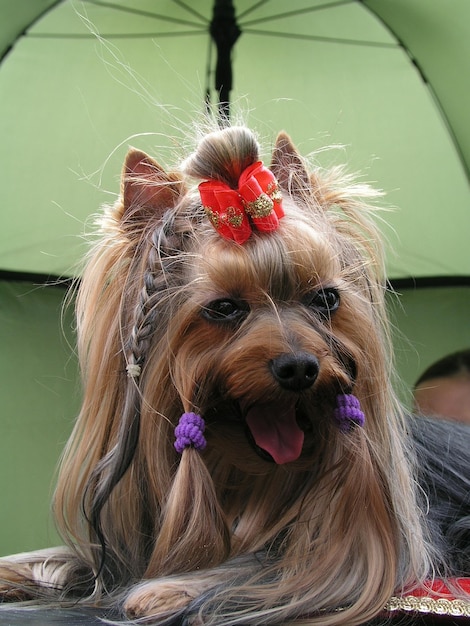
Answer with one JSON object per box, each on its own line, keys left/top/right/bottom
{"left": 334, "top": 394, "right": 365, "bottom": 432}
{"left": 174, "top": 412, "right": 206, "bottom": 453}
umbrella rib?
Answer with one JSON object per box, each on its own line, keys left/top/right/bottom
{"left": 389, "top": 276, "right": 470, "bottom": 290}
{"left": 171, "top": 0, "right": 209, "bottom": 24}
{"left": 3, "top": 270, "right": 470, "bottom": 290}
{"left": 0, "top": 270, "right": 75, "bottom": 289}
{"left": 239, "top": 1, "right": 355, "bottom": 26}
{"left": 243, "top": 28, "right": 397, "bottom": 48}
{"left": 361, "top": 0, "right": 470, "bottom": 183}
{"left": 83, "top": 0, "right": 208, "bottom": 27}
{"left": 237, "top": 0, "right": 270, "bottom": 21}
{"left": 0, "top": 0, "right": 64, "bottom": 63}
{"left": 27, "top": 31, "right": 207, "bottom": 40}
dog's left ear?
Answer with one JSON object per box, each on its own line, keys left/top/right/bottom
{"left": 121, "top": 149, "right": 185, "bottom": 231}
{"left": 270, "top": 132, "right": 310, "bottom": 197}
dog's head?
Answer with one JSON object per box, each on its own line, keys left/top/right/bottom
{"left": 56, "top": 126, "right": 426, "bottom": 606}
{"left": 92, "top": 127, "right": 387, "bottom": 467}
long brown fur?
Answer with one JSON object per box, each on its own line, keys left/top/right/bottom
{"left": 0, "top": 126, "right": 436, "bottom": 624}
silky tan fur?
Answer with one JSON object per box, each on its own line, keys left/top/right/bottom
{"left": 1, "top": 126, "right": 449, "bottom": 625}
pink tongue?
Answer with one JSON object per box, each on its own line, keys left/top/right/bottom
{"left": 245, "top": 403, "right": 304, "bottom": 464}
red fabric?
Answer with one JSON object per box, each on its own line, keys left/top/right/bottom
{"left": 199, "top": 161, "right": 284, "bottom": 243}
{"left": 410, "top": 578, "right": 470, "bottom": 600}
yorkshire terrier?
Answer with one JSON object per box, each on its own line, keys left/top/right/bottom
{"left": 1, "top": 125, "right": 469, "bottom": 625}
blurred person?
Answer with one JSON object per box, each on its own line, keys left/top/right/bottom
{"left": 414, "top": 349, "right": 470, "bottom": 425}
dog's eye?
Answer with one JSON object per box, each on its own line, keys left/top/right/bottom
{"left": 304, "top": 287, "right": 340, "bottom": 317}
{"left": 201, "top": 299, "right": 249, "bottom": 323}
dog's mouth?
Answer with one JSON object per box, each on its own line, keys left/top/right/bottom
{"left": 203, "top": 383, "right": 343, "bottom": 466}
{"left": 242, "top": 400, "right": 304, "bottom": 465}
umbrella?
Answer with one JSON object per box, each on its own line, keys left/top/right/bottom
{"left": 1, "top": 0, "right": 469, "bottom": 553}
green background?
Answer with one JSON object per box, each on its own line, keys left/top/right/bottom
{"left": 0, "top": 0, "right": 469, "bottom": 555}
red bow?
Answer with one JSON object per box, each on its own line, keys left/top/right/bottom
{"left": 199, "top": 161, "right": 284, "bottom": 244}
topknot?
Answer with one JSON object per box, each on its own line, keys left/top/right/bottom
{"left": 183, "top": 126, "right": 260, "bottom": 189}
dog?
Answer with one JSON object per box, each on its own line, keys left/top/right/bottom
{"left": 1, "top": 125, "right": 470, "bottom": 625}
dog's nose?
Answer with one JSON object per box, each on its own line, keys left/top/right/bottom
{"left": 270, "top": 352, "right": 319, "bottom": 391}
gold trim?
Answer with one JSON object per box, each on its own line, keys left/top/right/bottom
{"left": 204, "top": 205, "right": 244, "bottom": 229}
{"left": 244, "top": 193, "right": 273, "bottom": 218}
{"left": 204, "top": 206, "right": 220, "bottom": 229}
{"left": 224, "top": 206, "right": 244, "bottom": 227}
{"left": 385, "top": 594, "right": 470, "bottom": 617}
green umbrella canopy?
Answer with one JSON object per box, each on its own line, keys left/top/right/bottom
{"left": 0, "top": 0, "right": 469, "bottom": 280}
{"left": 0, "top": 0, "right": 469, "bottom": 555}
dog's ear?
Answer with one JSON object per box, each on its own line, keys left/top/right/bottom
{"left": 270, "top": 132, "right": 310, "bottom": 196}
{"left": 121, "top": 149, "right": 185, "bottom": 230}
